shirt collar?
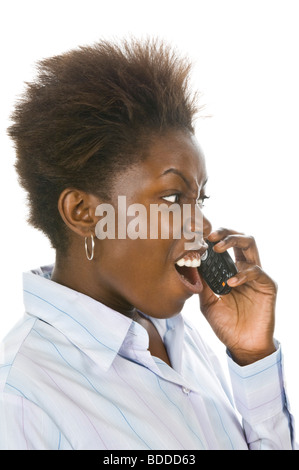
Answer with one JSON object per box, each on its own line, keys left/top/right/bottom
{"left": 23, "top": 265, "right": 146, "bottom": 372}
{"left": 23, "top": 265, "right": 191, "bottom": 380}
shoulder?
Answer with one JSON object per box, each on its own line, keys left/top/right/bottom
{"left": 0, "top": 314, "right": 68, "bottom": 398}
{"left": 0, "top": 315, "right": 38, "bottom": 393}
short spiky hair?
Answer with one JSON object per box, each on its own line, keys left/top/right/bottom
{"left": 8, "top": 38, "right": 198, "bottom": 251}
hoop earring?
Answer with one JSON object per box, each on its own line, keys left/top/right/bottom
{"left": 84, "top": 234, "right": 95, "bottom": 261}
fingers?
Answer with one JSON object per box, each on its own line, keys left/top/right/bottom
{"left": 228, "top": 265, "right": 278, "bottom": 297}
{"left": 227, "top": 264, "right": 265, "bottom": 287}
{"left": 208, "top": 228, "right": 261, "bottom": 267}
{"left": 208, "top": 227, "right": 241, "bottom": 240}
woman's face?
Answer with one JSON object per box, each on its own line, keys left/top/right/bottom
{"left": 94, "top": 130, "right": 212, "bottom": 318}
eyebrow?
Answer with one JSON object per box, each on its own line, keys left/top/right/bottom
{"left": 160, "top": 168, "right": 208, "bottom": 191}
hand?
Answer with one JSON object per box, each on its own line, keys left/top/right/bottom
{"left": 199, "top": 228, "right": 277, "bottom": 366}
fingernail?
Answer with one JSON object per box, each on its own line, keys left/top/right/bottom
{"left": 208, "top": 232, "right": 218, "bottom": 240}
{"left": 228, "top": 276, "right": 238, "bottom": 285}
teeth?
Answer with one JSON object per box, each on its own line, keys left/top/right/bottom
{"left": 176, "top": 256, "right": 201, "bottom": 268}
{"left": 176, "top": 258, "right": 185, "bottom": 267}
{"left": 191, "top": 259, "right": 201, "bottom": 267}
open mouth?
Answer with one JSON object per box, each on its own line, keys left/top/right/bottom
{"left": 174, "top": 253, "right": 203, "bottom": 293}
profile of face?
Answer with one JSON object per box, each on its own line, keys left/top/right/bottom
{"left": 84, "top": 130, "right": 211, "bottom": 319}
{"left": 58, "top": 129, "right": 212, "bottom": 319}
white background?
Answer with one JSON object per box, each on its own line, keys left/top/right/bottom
{"left": 1, "top": 0, "right": 298, "bottom": 426}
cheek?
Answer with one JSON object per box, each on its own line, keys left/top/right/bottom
{"left": 96, "top": 238, "right": 187, "bottom": 317}
{"left": 97, "top": 237, "right": 174, "bottom": 289}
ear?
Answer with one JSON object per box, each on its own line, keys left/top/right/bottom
{"left": 57, "top": 188, "right": 101, "bottom": 237}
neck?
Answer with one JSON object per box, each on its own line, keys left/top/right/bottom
{"left": 51, "top": 251, "right": 137, "bottom": 319}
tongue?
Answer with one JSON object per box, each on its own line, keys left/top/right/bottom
{"left": 175, "top": 265, "right": 199, "bottom": 285}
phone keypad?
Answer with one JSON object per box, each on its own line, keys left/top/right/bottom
{"left": 198, "top": 241, "right": 238, "bottom": 295}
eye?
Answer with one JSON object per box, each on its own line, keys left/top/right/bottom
{"left": 197, "top": 195, "right": 210, "bottom": 208}
{"left": 162, "top": 194, "right": 180, "bottom": 203}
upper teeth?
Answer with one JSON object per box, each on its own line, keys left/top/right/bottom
{"left": 176, "top": 256, "right": 201, "bottom": 268}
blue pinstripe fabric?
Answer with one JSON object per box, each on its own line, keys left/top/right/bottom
{"left": 0, "top": 266, "right": 294, "bottom": 449}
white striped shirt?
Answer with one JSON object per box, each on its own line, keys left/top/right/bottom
{"left": 0, "top": 266, "right": 294, "bottom": 449}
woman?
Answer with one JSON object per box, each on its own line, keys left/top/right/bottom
{"left": 0, "top": 38, "right": 294, "bottom": 449}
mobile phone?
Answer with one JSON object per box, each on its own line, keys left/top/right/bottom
{"left": 198, "top": 240, "right": 238, "bottom": 295}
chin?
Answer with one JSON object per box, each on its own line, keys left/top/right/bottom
{"left": 138, "top": 293, "right": 189, "bottom": 319}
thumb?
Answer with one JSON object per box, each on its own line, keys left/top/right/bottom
{"left": 199, "top": 277, "right": 218, "bottom": 317}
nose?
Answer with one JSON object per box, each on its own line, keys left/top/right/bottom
{"left": 185, "top": 204, "right": 211, "bottom": 236}
{"left": 203, "top": 214, "right": 212, "bottom": 239}
{"left": 182, "top": 204, "right": 211, "bottom": 250}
